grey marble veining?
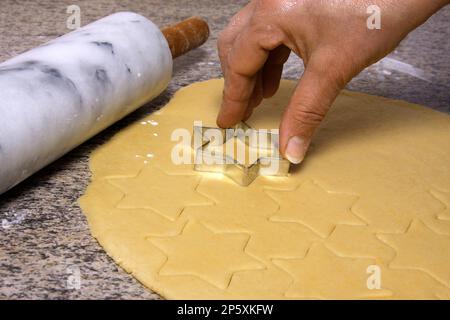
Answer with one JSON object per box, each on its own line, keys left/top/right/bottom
{"left": 0, "top": 11, "right": 172, "bottom": 194}
{"left": 0, "top": 0, "right": 449, "bottom": 300}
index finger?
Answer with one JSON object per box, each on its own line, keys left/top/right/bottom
{"left": 218, "top": 2, "right": 256, "bottom": 78}
{"left": 217, "top": 28, "right": 270, "bottom": 128}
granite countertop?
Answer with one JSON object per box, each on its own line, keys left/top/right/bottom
{"left": 0, "top": 0, "right": 449, "bottom": 299}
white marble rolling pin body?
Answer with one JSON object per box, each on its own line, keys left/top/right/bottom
{"left": 0, "top": 12, "right": 172, "bottom": 194}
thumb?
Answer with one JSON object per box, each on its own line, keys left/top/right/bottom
{"left": 280, "top": 63, "right": 345, "bottom": 164}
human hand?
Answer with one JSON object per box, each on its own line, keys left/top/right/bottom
{"left": 217, "top": 0, "right": 448, "bottom": 163}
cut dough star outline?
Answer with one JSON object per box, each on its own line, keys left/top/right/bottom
{"left": 266, "top": 180, "right": 364, "bottom": 237}
{"left": 377, "top": 219, "right": 450, "bottom": 287}
{"left": 108, "top": 166, "right": 213, "bottom": 221}
{"left": 273, "top": 243, "right": 391, "bottom": 299}
{"left": 149, "top": 220, "right": 265, "bottom": 290}
{"left": 181, "top": 205, "right": 320, "bottom": 262}
{"left": 194, "top": 177, "right": 280, "bottom": 217}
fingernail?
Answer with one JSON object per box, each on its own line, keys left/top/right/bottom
{"left": 285, "top": 136, "right": 307, "bottom": 164}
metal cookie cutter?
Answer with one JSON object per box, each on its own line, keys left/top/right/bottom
{"left": 193, "top": 122, "right": 290, "bottom": 186}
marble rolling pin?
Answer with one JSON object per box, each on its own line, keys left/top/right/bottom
{"left": 0, "top": 12, "right": 209, "bottom": 194}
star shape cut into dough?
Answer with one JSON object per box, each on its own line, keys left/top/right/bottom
{"left": 273, "top": 243, "right": 391, "bottom": 299}
{"left": 149, "top": 220, "right": 265, "bottom": 290}
{"left": 182, "top": 205, "right": 320, "bottom": 262}
{"left": 195, "top": 177, "right": 279, "bottom": 217}
{"left": 351, "top": 177, "right": 447, "bottom": 234}
{"left": 267, "top": 180, "right": 364, "bottom": 237}
{"left": 377, "top": 219, "right": 450, "bottom": 287}
{"left": 108, "top": 166, "right": 213, "bottom": 221}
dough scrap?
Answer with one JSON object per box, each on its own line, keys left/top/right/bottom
{"left": 79, "top": 79, "right": 450, "bottom": 299}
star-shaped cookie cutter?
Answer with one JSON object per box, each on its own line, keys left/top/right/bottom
{"left": 193, "top": 122, "right": 290, "bottom": 186}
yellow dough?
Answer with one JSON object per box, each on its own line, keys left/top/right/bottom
{"left": 79, "top": 79, "right": 450, "bottom": 299}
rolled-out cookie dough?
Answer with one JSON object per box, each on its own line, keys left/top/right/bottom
{"left": 79, "top": 79, "right": 450, "bottom": 299}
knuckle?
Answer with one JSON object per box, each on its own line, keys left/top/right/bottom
{"left": 291, "top": 104, "right": 326, "bottom": 127}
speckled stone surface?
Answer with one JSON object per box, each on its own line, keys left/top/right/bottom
{"left": 0, "top": 0, "right": 449, "bottom": 300}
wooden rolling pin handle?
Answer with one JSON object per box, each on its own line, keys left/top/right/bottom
{"left": 162, "top": 16, "right": 210, "bottom": 59}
